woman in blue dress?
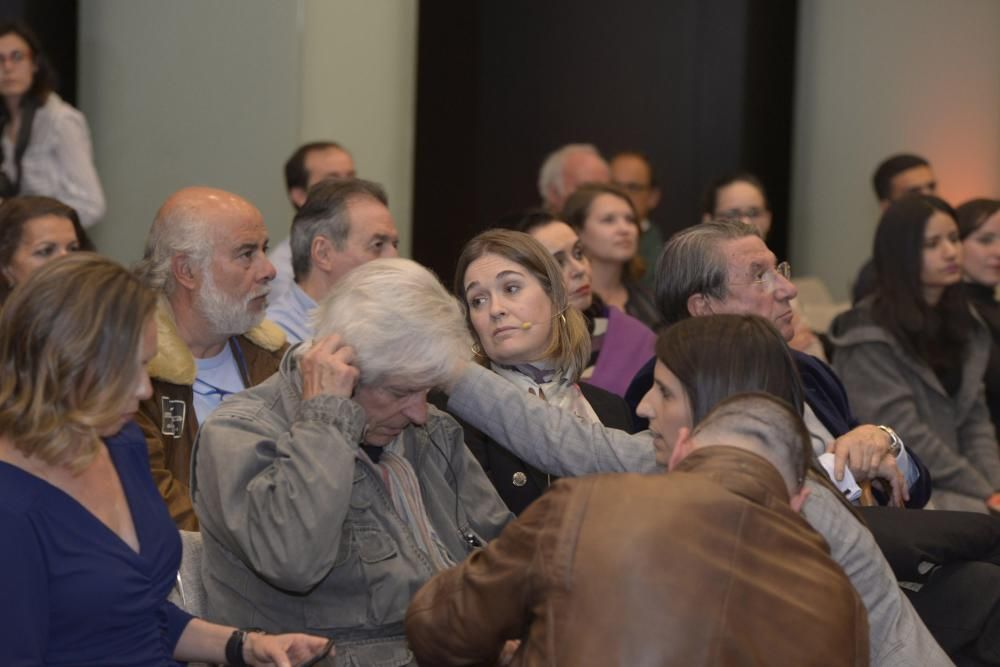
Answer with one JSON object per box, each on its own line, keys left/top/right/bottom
{"left": 0, "top": 253, "right": 331, "bottom": 666}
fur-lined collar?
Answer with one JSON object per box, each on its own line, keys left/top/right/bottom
{"left": 147, "top": 299, "right": 286, "bottom": 385}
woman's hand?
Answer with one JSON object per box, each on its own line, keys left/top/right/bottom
{"left": 244, "top": 632, "right": 333, "bottom": 667}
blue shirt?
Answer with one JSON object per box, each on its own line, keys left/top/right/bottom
{"left": 0, "top": 422, "right": 194, "bottom": 666}
{"left": 266, "top": 281, "right": 317, "bottom": 344}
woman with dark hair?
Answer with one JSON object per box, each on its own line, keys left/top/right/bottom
{"left": 511, "top": 209, "right": 655, "bottom": 397}
{"left": 701, "top": 171, "right": 772, "bottom": 239}
{"left": 957, "top": 198, "right": 1000, "bottom": 430}
{"left": 0, "top": 254, "right": 330, "bottom": 664}
{"left": 441, "top": 313, "right": 947, "bottom": 666}
{"left": 453, "top": 228, "right": 632, "bottom": 513}
{"left": 0, "top": 194, "right": 92, "bottom": 302}
{"left": 832, "top": 194, "right": 1000, "bottom": 513}
{"left": 561, "top": 183, "right": 662, "bottom": 329}
{"left": 0, "top": 21, "right": 105, "bottom": 227}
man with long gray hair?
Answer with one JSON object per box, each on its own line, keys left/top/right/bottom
{"left": 191, "top": 258, "right": 512, "bottom": 666}
{"left": 133, "top": 186, "right": 286, "bottom": 530}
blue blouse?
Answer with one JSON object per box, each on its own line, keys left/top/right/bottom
{"left": 0, "top": 421, "right": 194, "bottom": 666}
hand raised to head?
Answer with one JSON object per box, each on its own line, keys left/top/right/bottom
{"left": 300, "top": 335, "right": 359, "bottom": 401}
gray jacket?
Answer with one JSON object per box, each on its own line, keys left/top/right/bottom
{"left": 448, "top": 363, "right": 951, "bottom": 666}
{"left": 190, "top": 351, "right": 512, "bottom": 666}
{"left": 831, "top": 305, "right": 1000, "bottom": 505}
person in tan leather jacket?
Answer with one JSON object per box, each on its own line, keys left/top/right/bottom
{"left": 406, "top": 392, "right": 869, "bottom": 666}
{"left": 133, "top": 187, "right": 285, "bottom": 530}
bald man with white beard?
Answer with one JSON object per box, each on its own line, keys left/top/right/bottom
{"left": 133, "top": 187, "right": 288, "bottom": 529}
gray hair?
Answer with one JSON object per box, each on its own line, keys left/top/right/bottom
{"left": 654, "top": 219, "right": 760, "bottom": 325}
{"left": 311, "top": 258, "right": 472, "bottom": 388}
{"left": 537, "top": 143, "right": 602, "bottom": 204}
{"left": 289, "top": 178, "right": 388, "bottom": 282}
{"left": 133, "top": 200, "right": 215, "bottom": 295}
{"left": 691, "top": 392, "right": 811, "bottom": 492}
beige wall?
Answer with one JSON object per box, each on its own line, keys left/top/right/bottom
{"left": 78, "top": 0, "right": 417, "bottom": 264}
{"left": 790, "top": 0, "right": 1000, "bottom": 301}
{"left": 300, "top": 0, "right": 418, "bottom": 256}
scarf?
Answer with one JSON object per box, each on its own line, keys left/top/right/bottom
{"left": 492, "top": 361, "right": 600, "bottom": 424}
{"left": 356, "top": 438, "right": 455, "bottom": 571}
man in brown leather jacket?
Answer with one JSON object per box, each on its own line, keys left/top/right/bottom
{"left": 405, "top": 393, "right": 869, "bottom": 666}
{"left": 133, "top": 187, "right": 286, "bottom": 530}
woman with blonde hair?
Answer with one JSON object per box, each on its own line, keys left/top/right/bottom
{"left": 453, "top": 229, "right": 632, "bottom": 513}
{"left": 0, "top": 254, "right": 329, "bottom": 665}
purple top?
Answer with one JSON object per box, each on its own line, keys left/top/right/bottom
{"left": 587, "top": 306, "right": 657, "bottom": 397}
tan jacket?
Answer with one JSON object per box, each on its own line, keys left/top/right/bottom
{"left": 135, "top": 302, "right": 286, "bottom": 530}
{"left": 406, "top": 447, "right": 869, "bottom": 666}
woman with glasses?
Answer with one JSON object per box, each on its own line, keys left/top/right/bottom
{"left": 0, "top": 21, "right": 104, "bottom": 227}
{"left": 831, "top": 194, "right": 1000, "bottom": 513}
{"left": 701, "top": 171, "right": 772, "bottom": 239}
{"left": 561, "top": 183, "right": 662, "bottom": 330}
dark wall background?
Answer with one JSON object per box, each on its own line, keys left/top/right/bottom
{"left": 414, "top": 0, "right": 798, "bottom": 283}
{"left": 0, "top": 0, "right": 78, "bottom": 105}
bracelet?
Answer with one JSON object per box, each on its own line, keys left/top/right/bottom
{"left": 877, "top": 425, "right": 903, "bottom": 457}
{"left": 225, "top": 628, "right": 264, "bottom": 667}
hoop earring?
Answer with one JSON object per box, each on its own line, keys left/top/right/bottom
{"left": 559, "top": 312, "right": 567, "bottom": 326}
{"left": 471, "top": 341, "right": 483, "bottom": 356}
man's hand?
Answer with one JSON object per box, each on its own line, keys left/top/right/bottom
{"left": 827, "top": 425, "right": 909, "bottom": 505}
{"left": 300, "top": 335, "right": 359, "bottom": 401}
{"left": 987, "top": 493, "right": 1000, "bottom": 514}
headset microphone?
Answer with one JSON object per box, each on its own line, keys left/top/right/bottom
{"left": 521, "top": 321, "right": 532, "bottom": 330}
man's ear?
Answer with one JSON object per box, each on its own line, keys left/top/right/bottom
{"left": 289, "top": 187, "right": 308, "bottom": 209}
{"left": 789, "top": 485, "right": 811, "bottom": 513}
{"left": 172, "top": 254, "right": 198, "bottom": 290}
{"left": 311, "top": 235, "right": 335, "bottom": 272}
{"left": 668, "top": 426, "right": 693, "bottom": 471}
{"left": 686, "top": 293, "right": 715, "bottom": 318}
{"left": 647, "top": 186, "right": 661, "bottom": 212}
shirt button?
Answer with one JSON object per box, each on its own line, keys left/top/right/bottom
{"left": 512, "top": 471, "right": 527, "bottom": 487}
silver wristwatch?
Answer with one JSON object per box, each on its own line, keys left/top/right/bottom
{"left": 877, "top": 424, "right": 903, "bottom": 457}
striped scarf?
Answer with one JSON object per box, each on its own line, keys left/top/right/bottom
{"left": 357, "top": 438, "right": 456, "bottom": 571}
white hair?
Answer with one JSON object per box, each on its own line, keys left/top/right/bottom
{"left": 133, "top": 201, "right": 215, "bottom": 295}
{"left": 537, "top": 143, "right": 603, "bottom": 204}
{"left": 311, "top": 258, "right": 472, "bottom": 388}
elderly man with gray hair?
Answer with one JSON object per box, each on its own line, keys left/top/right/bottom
{"left": 537, "top": 142, "right": 610, "bottom": 213}
{"left": 191, "top": 258, "right": 512, "bottom": 666}
{"left": 133, "top": 186, "right": 285, "bottom": 530}
{"left": 267, "top": 178, "right": 399, "bottom": 343}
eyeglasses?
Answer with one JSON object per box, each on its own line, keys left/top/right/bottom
{"left": 0, "top": 50, "right": 27, "bottom": 67}
{"left": 729, "top": 261, "right": 792, "bottom": 291}
{"left": 717, "top": 206, "right": 768, "bottom": 221}
{"left": 612, "top": 180, "right": 651, "bottom": 194}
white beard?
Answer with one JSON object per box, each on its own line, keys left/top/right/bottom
{"left": 195, "top": 270, "right": 269, "bottom": 336}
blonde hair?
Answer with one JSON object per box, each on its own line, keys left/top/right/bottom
{"left": 0, "top": 253, "right": 156, "bottom": 471}
{"left": 454, "top": 229, "right": 590, "bottom": 381}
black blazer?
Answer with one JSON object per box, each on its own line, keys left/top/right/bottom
{"left": 457, "top": 382, "right": 634, "bottom": 515}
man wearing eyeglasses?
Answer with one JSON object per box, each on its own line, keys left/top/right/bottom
{"left": 611, "top": 151, "right": 663, "bottom": 289}
{"left": 631, "top": 219, "right": 927, "bottom": 510}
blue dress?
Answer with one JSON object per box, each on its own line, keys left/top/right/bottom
{"left": 0, "top": 421, "right": 194, "bottom": 666}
